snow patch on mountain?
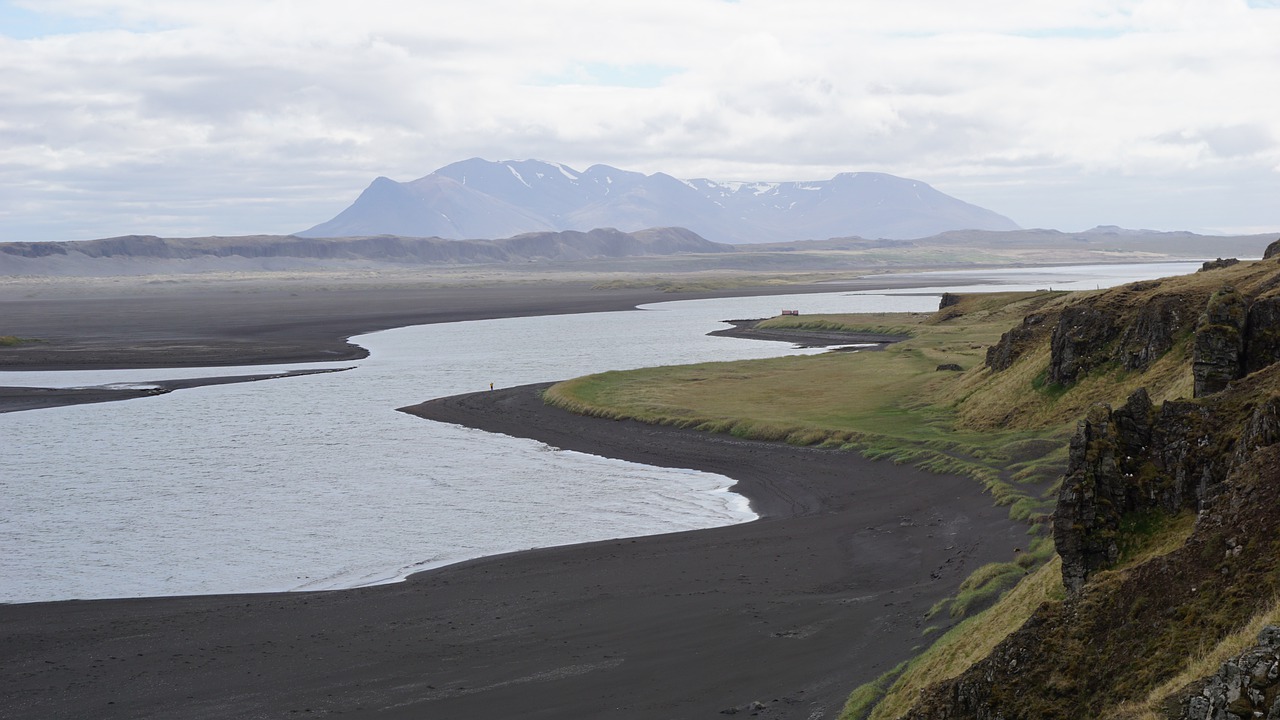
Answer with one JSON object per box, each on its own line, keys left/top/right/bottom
{"left": 300, "top": 158, "right": 1020, "bottom": 243}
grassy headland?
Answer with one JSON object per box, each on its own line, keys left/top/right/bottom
{"left": 545, "top": 291, "right": 1086, "bottom": 715}
{"left": 545, "top": 257, "right": 1280, "bottom": 719}
{"left": 546, "top": 291, "right": 1076, "bottom": 516}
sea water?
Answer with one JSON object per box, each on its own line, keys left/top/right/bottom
{"left": 0, "top": 262, "right": 1203, "bottom": 603}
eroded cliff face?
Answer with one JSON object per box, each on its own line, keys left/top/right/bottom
{"left": 1246, "top": 297, "right": 1280, "bottom": 375}
{"left": 904, "top": 257, "right": 1280, "bottom": 720}
{"left": 1193, "top": 286, "right": 1249, "bottom": 397}
{"left": 985, "top": 265, "right": 1280, "bottom": 400}
{"left": 1048, "top": 305, "right": 1123, "bottom": 384}
{"left": 984, "top": 312, "right": 1051, "bottom": 372}
{"left": 1176, "top": 626, "right": 1280, "bottom": 720}
{"left": 909, "top": 440, "right": 1280, "bottom": 720}
{"left": 985, "top": 263, "right": 1280, "bottom": 600}
{"left": 1119, "top": 293, "right": 1188, "bottom": 370}
{"left": 1055, "top": 390, "right": 1224, "bottom": 595}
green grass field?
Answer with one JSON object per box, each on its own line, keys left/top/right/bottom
{"left": 546, "top": 292, "right": 1077, "bottom": 513}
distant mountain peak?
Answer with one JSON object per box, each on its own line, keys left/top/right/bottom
{"left": 300, "top": 159, "right": 1019, "bottom": 242}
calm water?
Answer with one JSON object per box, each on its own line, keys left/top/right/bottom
{"left": 0, "top": 262, "right": 1202, "bottom": 603}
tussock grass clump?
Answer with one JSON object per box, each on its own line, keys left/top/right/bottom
{"left": 840, "top": 661, "right": 910, "bottom": 720}
{"left": 928, "top": 535, "right": 1056, "bottom": 620}
{"left": 1111, "top": 596, "right": 1280, "bottom": 720}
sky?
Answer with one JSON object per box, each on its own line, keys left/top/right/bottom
{"left": 2, "top": 0, "right": 1279, "bottom": 243}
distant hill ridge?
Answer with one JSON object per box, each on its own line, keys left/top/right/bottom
{"left": 299, "top": 158, "right": 1021, "bottom": 243}
{"left": 0, "top": 227, "right": 729, "bottom": 275}
{"left": 4, "top": 226, "right": 1275, "bottom": 278}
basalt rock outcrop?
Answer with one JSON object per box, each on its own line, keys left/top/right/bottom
{"left": 903, "top": 260, "right": 1280, "bottom": 720}
{"left": 909, "top": 441, "right": 1280, "bottom": 720}
{"left": 1051, "top": 281, "right": 1280, "bottom": 593}
{"left": 985, "top": 312, "right": 1051, "bottom": 372}
{"left": 1199, "top": 257, "right": 1240, "bottom": 272}
{"left": 1176, "top": 626, "right": 1280, "bottom": 720}
{"left": 985, "top": 276, "right": 1280, "bottom": 398}
{"left": 1042, "top": 291, "right": 1201, "bottom": 385}
{"left": 983, "top": 281, "right": 1203, "bottom": 383}
{"left": 1047, "top": 305, "right": 1122, "bottom": 385}
{"left": 1193, "top": 286, "right": 1249, "bottom": 397}
{"left": 1054, "top": 389, "right": 1224, "bottom": 594}
{"left": 1246, "top": 297, "right": 1280, "bottom": 375}
{"left": 1118, "top": 294, "right": 1191, "bottom": 371}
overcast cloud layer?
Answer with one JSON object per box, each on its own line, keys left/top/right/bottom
{"left": 3, "top": 0, "right": 1279, "bottom": 243}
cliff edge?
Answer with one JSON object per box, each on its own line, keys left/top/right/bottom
{"left": 898, "top": 242, "right": 1280, "bottom": 719}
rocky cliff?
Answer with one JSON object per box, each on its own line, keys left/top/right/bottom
{"left": 1178, "top": 625, "right": 1280, "bottom": 719}
{"left": 902, "top": 253, "right": 1280, "bottom": 719}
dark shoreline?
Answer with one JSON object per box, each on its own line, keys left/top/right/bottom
{"left": 1, "top": 275, "right": 1024, "bottom": 718}
{"left": 0, "top": 316, "right": 904, "bottom": 414}
{"left": 710, "top": 318, "right": 910, "bottom": 348}
{"left": 0, "top": 277, "right": 956, "bottom": 372}
{"left": 0, "top": 366, "right": 352, "bottom": 413}
{"left": 0, "top": 278, "right": 928, "bottom": 414}
{"left": 1, "top": 383, "right": 1024, "bottom": 719}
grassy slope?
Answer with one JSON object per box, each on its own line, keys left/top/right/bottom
{"left": 545, "top": 292, "right": 1082, "bottom": 714}
{"left": 545, "top": 259, "right": 1280, "bottom": 720}
{"left": 547, "top": 292, "right": 1075, "bottom": 512}
{"left": 878, "top": 261, "right": 1280, "bottom": 719}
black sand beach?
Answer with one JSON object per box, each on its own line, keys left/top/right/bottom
{"left": 0, "top": 275, "right": 956, "bottom": 372}
{"left": 0, "top": 276, "right": 1022, "bottom": 719}
{"left": 2, "top": 384, "right": 1023, "bottom": 719}
{"left": 0, "top": 367, "right": 352, "bottom": 413}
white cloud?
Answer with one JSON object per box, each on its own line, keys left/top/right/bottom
{"left": 1, "top": 0, "right": 1278, "bottom": 241}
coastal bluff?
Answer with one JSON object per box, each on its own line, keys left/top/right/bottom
{"left": 902, "top": 249, "right": 1280, "bottom": 719}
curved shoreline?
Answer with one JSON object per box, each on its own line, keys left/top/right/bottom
{"left": 0, "top": 278, "right": 955, "bottom": 372}
{"left": 2, "top": 383, "right": 1025, "bottom": 719}
{"left": 709, "top": 318, "right": 910, "bottom": 348}
{"left": 0, "top": 275, "right": 1024, "bottom": 718}
{"left": 0, "top": 366, "right": 353, "bottom": 413}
